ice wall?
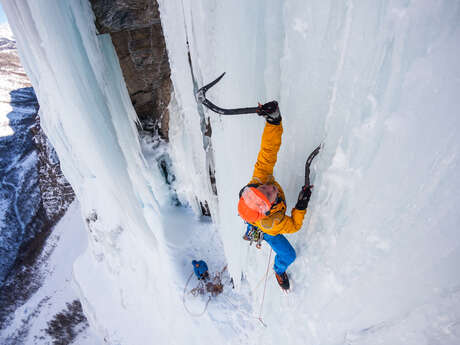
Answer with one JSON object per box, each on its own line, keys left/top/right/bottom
{"left": 158, "top": 0, "right": 276, "bottom": 286}
{"left": 159, "top": 0, "right": 460, "bottom": 344}
{"left": 2, "top": 1, "right": 188, "bottom": 343}
{"left": 158, "top": 0, "right": 218, "bottom": 219}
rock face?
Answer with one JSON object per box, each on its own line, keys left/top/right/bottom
{"left": 90, "top": 0, "right": 172, "bottom": 139}
{"left": 31, "top": 116, "right": 75, "bottom": 223}
{"left": 0, "top": 24, "right": 75, "bottom": 285}
{"left": 0, "top": 86, "right": 42, "bottom": 284}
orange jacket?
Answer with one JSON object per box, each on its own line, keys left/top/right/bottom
{"left": 247, "top": 122, "right": 306, "bottom": 235}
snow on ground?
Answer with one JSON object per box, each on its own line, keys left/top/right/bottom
{"left": 0, "top": 201, "right": 98, "bottom": 344}
{"left": 160, "top": 206, "right": 258, "bottom": 342}
{"left": 139, "top": 132, "right": 262, "bottom": 342}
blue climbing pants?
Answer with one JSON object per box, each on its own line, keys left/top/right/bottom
{"left": 263, "top": 233, "right": 296, "bottom": 274}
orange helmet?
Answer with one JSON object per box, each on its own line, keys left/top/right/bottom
{"left": 238, "top": 185, "right": 271, "bottom": 223}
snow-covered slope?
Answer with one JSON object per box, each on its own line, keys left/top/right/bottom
{"left": 0, "top": 201, "right": 97, "bottom": 345}
{"left": 3, "top": 1, "right": 460, "bottom": 345}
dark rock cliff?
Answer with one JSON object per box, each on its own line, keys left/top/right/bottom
{"left": 0, "top": 28, "right": 76, "bottom": 333}
{"left": 0, "top": 32, "right": 74, "bottom": 286}
{"left": 90, "top": 0, "right": 172, "bottom": 140}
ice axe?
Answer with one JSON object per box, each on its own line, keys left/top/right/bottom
{"left": 196, "top": 72, "right": 260, "bottom": 115}
{"left": 304, "top": 144, "right": 322, "bottom": 187}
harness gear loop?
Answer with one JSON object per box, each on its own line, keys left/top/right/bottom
{"left": 243, "top": 224, "right": 264, "bottom": 249}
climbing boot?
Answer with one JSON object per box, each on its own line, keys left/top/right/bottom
{"left": 275, "top": 272, "right": 290, "bottom": 290}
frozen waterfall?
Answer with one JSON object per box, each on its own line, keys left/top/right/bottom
{"left": 3, "top": 0, "right": 460, "bottom": 344}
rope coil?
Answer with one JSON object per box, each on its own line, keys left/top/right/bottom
{"left": 182, "top": 266, "right": 227, "bottom": 317}
{"left": 182, "top": 272, "right": 212, "bottom": 317}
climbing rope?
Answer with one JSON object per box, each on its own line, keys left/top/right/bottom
{"left": 182, "top": 265, "right": 228, "bottom": 317}
{"left": 182, "top": 259, "right": 274, "bottom": 328}
{"left": 253, "top": 256, "right": 274, "bottom": 291}
{"left": 257, "top": 248, "right": 273, "bottom": 327}
{"left": 182, "top": 272, "right": 212, "bottom": 317}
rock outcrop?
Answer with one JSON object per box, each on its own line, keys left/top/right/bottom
{"left": 31, "top": 116, "right": 75, "bottom": 224}
{"left": 90, "top": 0, "right": 172, "bottom": 139}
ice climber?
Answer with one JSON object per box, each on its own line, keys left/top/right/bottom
{"left": 192, "top": 260, "right": 209, "bottom": 280}
{"left": 237, "top": 101, "right": 313, "bottom": 291}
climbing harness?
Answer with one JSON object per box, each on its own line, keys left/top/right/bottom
{"left": 243, "top": 224, "right": 264, "bottom": 249}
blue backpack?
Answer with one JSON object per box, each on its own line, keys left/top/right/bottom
{"left": 192, "top": 260, "right": 209, "bottom": 280}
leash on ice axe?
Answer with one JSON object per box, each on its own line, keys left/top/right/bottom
{"left": 196, "top": 72, "right": 260, "bottom": 115}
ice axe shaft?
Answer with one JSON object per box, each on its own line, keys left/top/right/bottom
{"left": 196, "top": 72, "right": 260, "bottom": 115}
{"left": 305, "top": 144, "right": 321, "bottom": 187}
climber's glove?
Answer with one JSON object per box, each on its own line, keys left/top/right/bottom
{"left": 257, "top": 101, "right": 281, "bottom": 125}
{"left": 295, "top": 185, "right": 312, "bottom": 211}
